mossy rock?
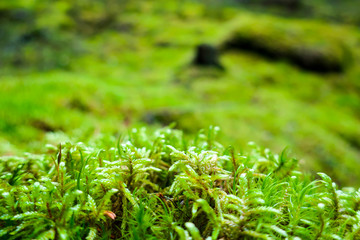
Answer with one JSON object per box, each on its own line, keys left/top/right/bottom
{"left": 219, "top": 15, "right": 354, "bottom": 72}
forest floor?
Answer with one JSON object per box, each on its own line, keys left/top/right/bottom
{"left": 1, "top": 1, "right": 360, "bottom": 186}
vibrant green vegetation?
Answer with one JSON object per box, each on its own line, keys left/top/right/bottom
{"left": 1, "top": 1, "right": 360, "bottom": 186}
{"left": 1, "top": 127, "right": 360, "bottom": 239}
{"left": 240, "top": 0, "right": 360, "bottom": 26}
{"left": 1, "top": 1, "right": 360, "bottom": 238}
{"left": 220, "top": 14, "right": 355, "bottom": 72}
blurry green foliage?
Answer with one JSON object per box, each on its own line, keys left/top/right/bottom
{"left": 219, "top": 14, "right": 355, "bottom": 72}
{"left": 234, "top": 0, "right": 360, "bottom": 26}
{"left": 0, "top": 0, "right": 135, "bottom": 70}
{"left": 0, "top": 0, "right": 360, "bottom": 188}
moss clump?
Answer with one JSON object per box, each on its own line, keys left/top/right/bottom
{"left": 1, "top": 127, "right": 360, "bottom": 239}
{"left": 220, "top": 15, "right": 353, "bottom": 72}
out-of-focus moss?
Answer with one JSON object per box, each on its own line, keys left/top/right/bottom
{"left": 220, "top": 15, "right": 354, "bottom": 72}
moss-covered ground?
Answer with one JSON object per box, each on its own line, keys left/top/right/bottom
{"left": 0, "top": 1, "right": 360, "bottom": 186}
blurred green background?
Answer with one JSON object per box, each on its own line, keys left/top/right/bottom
{"left": 0, "top": 0, "right": 360, "bottom": 186}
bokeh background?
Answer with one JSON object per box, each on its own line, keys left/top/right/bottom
{"left": 0, "top": 0, "right": 360, "bottom": 186}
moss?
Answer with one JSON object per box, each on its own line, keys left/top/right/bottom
{"left": 220, "top": 15, "right": 354, "bottom": 72}
{"left": 1, "top": 127, "right": 360, "bottom": 239}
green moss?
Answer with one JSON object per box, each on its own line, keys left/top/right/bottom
{"left": 1, "top": 127, "right": 360, "bottom": 239}
{"left": 0, "top": 0, "right": 360, "bottom": 189}
{"left": 220, "top": 14, "right": 355, "bottom": 72}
